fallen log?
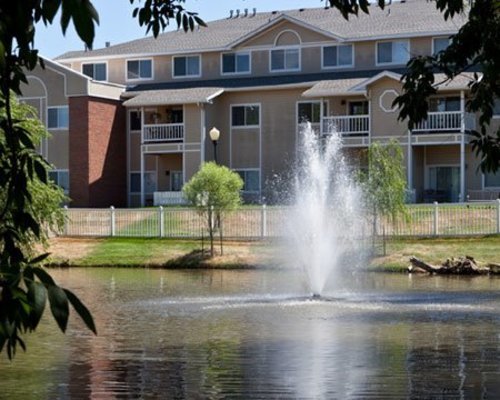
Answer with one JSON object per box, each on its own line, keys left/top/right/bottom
{"left": 408, "top": 256, "right": 495, "bottom": 275}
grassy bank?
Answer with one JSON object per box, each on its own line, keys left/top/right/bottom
{"left": 369, "top": 236, "right": 500, "bottom": 272}
{"left": 45, "top": 237, "right": 276, "bottom": 269}
{"left": 44, "top": 236, "right": 500, "bottom": 272}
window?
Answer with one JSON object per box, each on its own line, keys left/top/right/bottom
{"left": 231, "top": 105, "right": 259, "bottom": 127}
{"left": 349, "top": 101, "right": 369, "bottom": 115}
{"left": 173, "top": 56, "right": 200, "bottom": 77}
{"left": 493, "top": 98, "right": 500, "bottom": 116}
{"left": 49, "top": 170, "right": 69, "bottom": 193}
{"left": 485, "top": 172, "right": 500, "bottom": 187}
{"left": 127, "top": 59, "right": 152, "bottom": 80}
{"left": 222, "top": 53, "right": 250, "bottom": 74}
{"left": 236, "top": 170, "right": 260, "bottom": 192}
{"left": 270, "top": 48, "right": 300, "bottom": 72}
{"left": 82, "top": 63, "right": 107, "bottom": 81}
{"left": 323, "top": 44, "right": 353, "bottom": 68}
{"left": 48, "top": 106, "right": 69, "bottom": 129}
{"left": 433, "top": 37, "right": 451, "bottom": 55}
{"left": 429, "top": 97, "right": 460, "bottom": 112}
{"left": 298, "top": 102, "right": 322, "bottom": 123}
{"left": 376, "top": 40, "right": 409, "bottom": 65}
{"left": 130, "top": 172, "right": 156, "bottom": 193}
{"left": 129, "top": 111, "right": 141, "bottom": 131}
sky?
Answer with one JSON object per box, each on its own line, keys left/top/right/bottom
{"left": 36, "top": 0, "right": 328, "bottom": 58}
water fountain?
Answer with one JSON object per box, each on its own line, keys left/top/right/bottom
{"left": 286, "top": 123, "right": 366, "bottom": 296}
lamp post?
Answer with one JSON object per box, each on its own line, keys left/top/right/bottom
{"left": 209, "top": 126, "right": 220, "bottom": 164}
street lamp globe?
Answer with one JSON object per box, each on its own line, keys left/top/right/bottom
{"left": 209, "top": 127, "right": 220, "bottom": 142}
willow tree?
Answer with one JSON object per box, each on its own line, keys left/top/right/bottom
{"left": 359, "top": 141, "right": 408, "bottom": 237}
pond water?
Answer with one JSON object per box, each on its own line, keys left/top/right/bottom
{"left": 1, "top": 268, "right": 500, "bottom": 399}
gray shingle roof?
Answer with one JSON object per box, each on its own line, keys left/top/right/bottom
{"left": 56, "top": 0, "right": 467, "bottom": 60}
{"left": 122, "top": 87, "right": 224, "bottom": 107}
{"left": 302, "top": 78, "right": 368, "bottom": 97}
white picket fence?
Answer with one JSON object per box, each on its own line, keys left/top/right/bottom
{"left": 61, "top": 200, "right": 500, "bottom": 239}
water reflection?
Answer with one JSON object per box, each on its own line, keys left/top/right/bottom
{"left": 1, "top": 269, "right": 500, "bottom": 399}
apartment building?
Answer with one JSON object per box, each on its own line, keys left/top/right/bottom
{"left": 21, "top": 0, "right": 500, "bottom": 207}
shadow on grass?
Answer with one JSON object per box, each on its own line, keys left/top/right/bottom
{"left": 163, "top": 249, "right": 212, "bottom": 268}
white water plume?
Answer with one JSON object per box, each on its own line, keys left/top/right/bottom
{"left": 286, "top": 123, "right": 366, "bottom": 296}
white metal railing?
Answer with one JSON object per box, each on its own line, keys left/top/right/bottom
{"left": 412, "top": 111, "right": 475, "bottom": 132}
{"left": 153, "top": 191, "right": 188, "bottom": 206}
{"left": 322, "top": 115, "right": 369, "bottom": 135}
{"left": 61, "top": 200, "right": 500, "bottom": 238}
{"left": 143, "top": 123, "right": 184, "bottom": 142}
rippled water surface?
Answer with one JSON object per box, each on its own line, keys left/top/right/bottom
{"left": 1, "top": 268, "right": 500, "bottom": 399}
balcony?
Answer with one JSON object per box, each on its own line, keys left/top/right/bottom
{"left": 322, "top": 115, "right": 370, "bottom": 136}
{"left": 412, "top": 111, "right": 476, "bottom": 133}
{"left": 143, "top": 123, "right": 184, "bottom": 143}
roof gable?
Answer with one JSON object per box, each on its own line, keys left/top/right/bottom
{"left": 230, "top": 14, "right": 343, "bottom": 49}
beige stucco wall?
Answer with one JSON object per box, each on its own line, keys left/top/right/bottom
{"left": 207, "top": 88, "right": 308, "bottom": 188}
{"left": 184, "top": 104, "right": 203, "bottom": 143}
{"left": 369, "top": 77, "right": 406, "bottom": 138}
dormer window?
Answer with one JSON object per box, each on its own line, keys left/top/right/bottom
{"left": 270, "top": 48, "right": 300, "bottom": 72}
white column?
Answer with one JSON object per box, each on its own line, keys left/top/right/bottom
{"left": 140, "top": 107, "right": 145, "bottom": 207}
{"left": 200, "top": 104, "right": 206, "bottom": 164}
{"left": 320, "top": 98, "right": 324, "bottom": 135}
{"left": 460, "top": 90, "right": 465, "bottom": 202}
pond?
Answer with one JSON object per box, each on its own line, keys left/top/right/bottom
{"left": 1, "top": 268, "right": 500, "bottom": 399}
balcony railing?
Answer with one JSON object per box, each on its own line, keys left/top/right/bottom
{"left": 143, "top": 123, "right": 184, "bottom": 142}
{"left": 322, "top": 115, "right": 369, "bottom": 136}
{"left": 413, "top": 111, "right": 476, "bottom": 133}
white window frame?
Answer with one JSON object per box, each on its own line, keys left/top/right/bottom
{"left": 321, "top": 44, "right": 354, "bottom": 69}
{"left": 126, "top": 58, "right": 154, "bottom": 81}
{"left": 129, "top": 171, "right": 157, "bottom": 194}
{"left": 375, "top": 40, "right": 410, "bottom": 66}
{"left": 432, "top": 36, "right": 452, "bottom": 56}
{"left": 49, "top": 169, "right": 70, "bottom": 194}
{"left": 81, "top": 62, "right": 108, "bottom": 81}
{"left": 221, "top": 52, "right": 251, "bottom": 75}
{"left": 230, "top": 103, "right": 261, "bottom": 129}
{"left": 269, "top": 46, "right": 301, "bottom": 73}
{"left": 234, "top": 168, "right": 261, "bottom": 193}
{"left": 172, "top": 55, "right": 201, "bottom": 78}
{"left": 47, "top": 106, "right": 69, "bottom": 130}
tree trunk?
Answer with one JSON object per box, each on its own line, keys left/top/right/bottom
{"left": 409, "top": 256, "right": 492, "bottom": 275}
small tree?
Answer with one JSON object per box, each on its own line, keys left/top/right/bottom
{"left": 183, "top": 162, "right": 243, "bottom": 257}
{"left": 359, "top": 140, "right": 408, "bottom": 236}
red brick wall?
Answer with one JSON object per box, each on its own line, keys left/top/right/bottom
{"left": 69, "top": 96, "right": 127, "bottom": 207}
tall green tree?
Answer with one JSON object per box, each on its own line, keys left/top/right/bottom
{"left": 0, "top": 0, "right": 203, "bottom": 359}
{"left": 183, "top": 162, "right": 243, "bottom": 257}
{"left": 327, "top": 0, "right": 500, "bottom": 173}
